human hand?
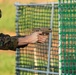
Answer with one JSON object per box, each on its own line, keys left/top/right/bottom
{"left": 38, "top": 35, "right": 48, "bottom": 43}
{"left": 18, "top": 32, "right": 48, "bottom": 47}
{"left": 24, "top": 32, "right": 42, "bottom": 44}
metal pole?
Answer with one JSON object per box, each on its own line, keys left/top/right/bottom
{"left": 15, "top": 3, "right": 20, "bottom": 75}
{"left": 16, "top": 67, "right": 59, "bottom": 74}
{"left": 58, "top": 2, "right": 62, "bottom": 75}
{"left": 46, "top": 2, "right": 54, "bottom": 75}
{"left": 15, "top": 2, "right": 58, "bottom": 6}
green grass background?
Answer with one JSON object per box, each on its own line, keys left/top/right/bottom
{"left": 0, "top": 1, "right": 16, "bottom": 75}
{"left": 0, "top": 2, "right": 16, "bottom": 32}
{"left": 0, "top": 51, "right": 15, "bottom": 75}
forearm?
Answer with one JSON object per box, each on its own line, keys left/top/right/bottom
{"left": 0, "top": 33, "right": 27, "bottom": 50}
{"left": 17, "top": 37, "right": 29, "bottom": 48}
{"left": 0, "top": 32, "right": 47, "bottom": 50}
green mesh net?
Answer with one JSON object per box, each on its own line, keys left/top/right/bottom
{"left": 59, "top": 0, "right": 76, "bottom": 75}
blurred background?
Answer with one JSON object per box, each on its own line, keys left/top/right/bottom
{"left": 0, "top": 0, "right": 57, "bottom": 75}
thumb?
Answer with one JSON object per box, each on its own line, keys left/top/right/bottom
{"left": 37, "top": 31, "right": 42, "bottom": 35}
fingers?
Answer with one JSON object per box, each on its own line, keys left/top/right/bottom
{"left": 38, "top": 35, "right": 48, "bottom": 43}
{"left": 30, "top": 31, "right": 48, "bottom": 43}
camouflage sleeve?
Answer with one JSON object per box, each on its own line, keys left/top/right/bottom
{"left": 0, "top": 33, "right": 18, "bottom": 51}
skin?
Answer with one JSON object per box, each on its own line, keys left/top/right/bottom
{"left": 18, "top": 31, "right": 48, "bottom": 46}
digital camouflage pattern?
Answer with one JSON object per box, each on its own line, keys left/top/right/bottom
{"left": 0, "top": 33, "right": 18, "bottom": 50}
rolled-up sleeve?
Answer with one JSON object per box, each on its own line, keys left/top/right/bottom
{"left": 0, "top": 33, "right": 18, "bottom": 51}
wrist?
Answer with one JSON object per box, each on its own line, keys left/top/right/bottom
{"left": 23, "top": 35, "right": 31, "bottom": 44}
{"left": 18, "top": 37, "right": 29, "bottom": 46}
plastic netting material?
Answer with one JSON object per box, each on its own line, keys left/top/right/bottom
{"left": 59, "top": 0, "right": 76, "bottom": 75}
{"left": 15, "top": 3, "right": 59, "bottom": 75}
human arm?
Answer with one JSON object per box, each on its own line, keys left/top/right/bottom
{"left": 0, "top": 33, "right": 18, "bottom": 50}
{"left": 0, "top": 32, "right": 47, "bottom": 50}
{"left": 18, "top": 31, "right": 48, "bottom": 46}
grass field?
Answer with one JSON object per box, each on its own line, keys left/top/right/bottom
{"left": 0, "top": 1, "right": 16, "bottom": 74}
{"left": 0, "top": 51, "right": 15, "bottom": 75}
{"left": 0, "top": 3, "right": 16, "bottom": 33}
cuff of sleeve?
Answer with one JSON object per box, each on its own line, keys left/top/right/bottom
{"left": 10, "top": 36, "right": 18, "bottom": 50}
{"left": 11, "top": 36, "right": 28, "bottom": 50}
